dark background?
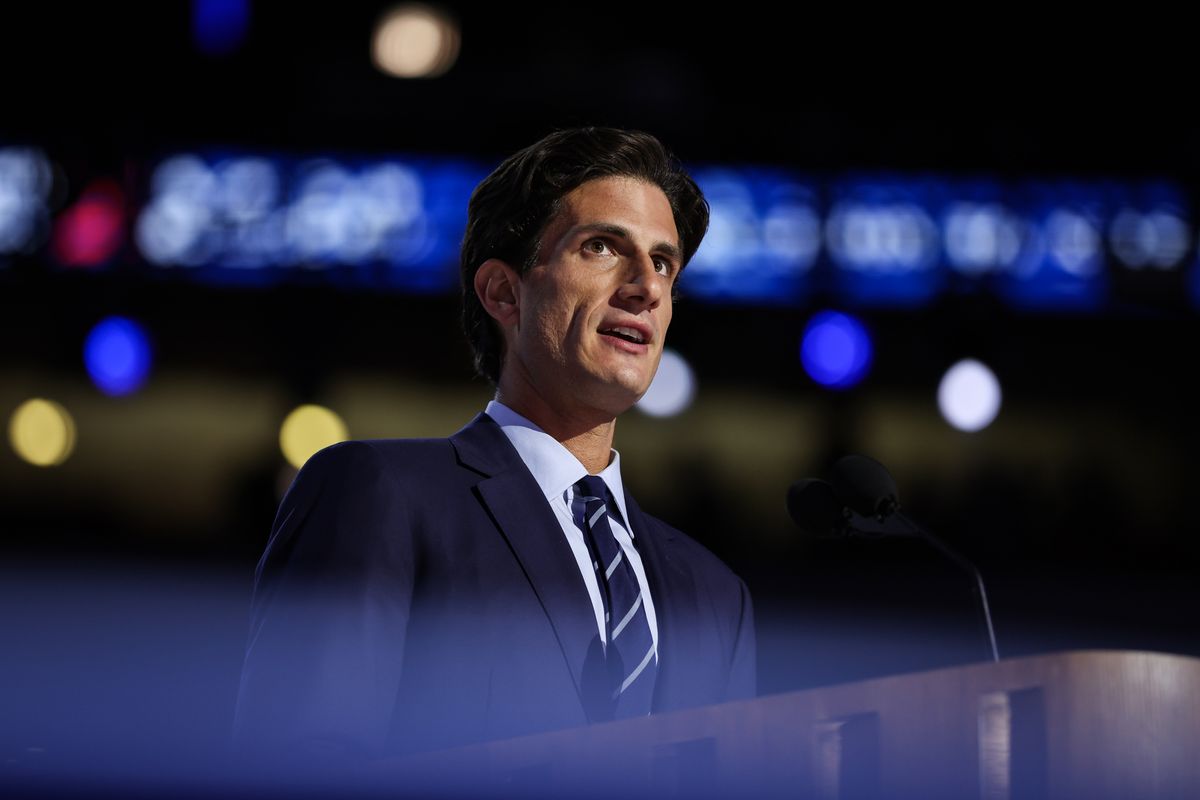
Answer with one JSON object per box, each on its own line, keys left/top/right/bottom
{"left": 1, "top": 2, "right": 1197, "bottom": 783}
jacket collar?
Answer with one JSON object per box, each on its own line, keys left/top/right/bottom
{"left": 449, "top": 413, "right": 691, "bottom": 716}
{"left": 450, "top": 414, "right": 602, "bottom": 716}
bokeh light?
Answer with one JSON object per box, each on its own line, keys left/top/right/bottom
{"left": 0, "top": 147, "right": 53, "bottom": 255}
{"left": 1109, "top": 208, "right": 1190, "bottom": 270}
{"left": 943, "top": 202, "right": 1023, "bottom": 276}
{"left": 84, "top": 317, "right": 153, "bottom": 396}
{"left": 1044, "top": 209, "right": 1102, "bottom": 277}
{"left": 371, "top": 4, "right": 460, "bottom": 78}
{"left": 137, "top": 154, "right": 239, "bottom": 267}
{"left": 52, "top": 180, "right": 125, "bottom": 267}
{"left": 279, "top": 405, "right": 349, "bottom": 468}
{"left": 823, "top": 180, "right": 944, "bottom": 307}
{"left": 800, "top": 311, "right": 873, "bottom": 390}
{"left": 192, "top": 0, "right": 250, "bottom": 57}
{"left": 687, "top": 171, "right": 819, "bottom": 304}
{"left": 937, "top": 359, "right": 1002, "bottom": 432}
{"left": 135, "top": 153, "right": 453, "bottom": 282}
{"left": 9, "top": 398, "right": 76, "bottom": 467}
{"left": 286, "top": 160, "right": 431, "bottom": 264}
{"left": 636, "top": 349, "right": 696, "bottom": 417}
{"left": 825, "top": 201, "right": 940, "bottom": 273}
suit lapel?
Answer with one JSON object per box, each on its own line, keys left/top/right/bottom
{"left": 450, "top": 414, "right": 600, "bottom": 711}
{"left": 622, "top": 491, "right": 701, "bottom": 712}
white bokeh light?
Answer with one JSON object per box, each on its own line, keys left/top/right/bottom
{"left": 218, "top": 157, "right": 280, "bottom": 223}
{"left": 1109, "top": 208, "right": 1191, "bottom": 270}
{"left": 938, "top": 359, "right": 1002, "bottom": 432}
{"left": 0, "top": 147, "right": 53, "bottom": 254}
{"left": 636, "top": 349, "right": 695, "bottom": 418}
{"left": 136, "top": 152, "right": 437, "bottom": 269}
{"left": 763, "top": 202, "right": 821, "bottom": 268}
{"left": 943, "top": 202, "right": 1023, "bottom": 276}
{"left": 371, "top": 4, "right": 460, "bottom": 78}
{"left": 825, "top": 202, "right": 940, "bottom": 273}
{"left": 136, "top": 154, "right": 217, "bottom": 266}
{"left": 1044, "top": 210, "right": 1101, "bottom": 277}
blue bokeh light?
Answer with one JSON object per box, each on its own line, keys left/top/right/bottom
{"left": 687, "top": 168, "right": 820, "bottom": 304}
{"left": 84, "top": 317, "right": 153, "bottom": 396}
{"left": 135, "top": 152, "right": 485, "bottom": 292}
{"left": 825, "top": 178, "right": 946, "bottom": 308}
{"left": 193, "top": 0, "right": 250, "bottom": 57}
{"left": 127, "top": 150, "right": 1188, "bottom": 316}
{"left": 800, "top": 311, "right": 873, "bottom": 389}
{"left": 993, "top": 182, "right": 1109, "bottom": 311}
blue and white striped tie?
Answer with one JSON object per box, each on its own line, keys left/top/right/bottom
{"left": 575, "top": 475, "right": 656, "bottom": 718}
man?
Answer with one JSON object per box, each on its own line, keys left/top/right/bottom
{"left": 233, "top": 128, "right": 755, "bottom": 763}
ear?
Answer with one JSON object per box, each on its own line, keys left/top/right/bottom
{"left": 474, "top": 258, "right": 522, "bottom": 329}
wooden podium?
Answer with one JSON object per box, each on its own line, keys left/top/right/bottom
{"left": 384, "top": 650, "right": 1200, "bottom": 799}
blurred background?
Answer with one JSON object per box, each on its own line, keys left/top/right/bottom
{"left": 2, "top": 1, "right": 1197, "bottom": 788}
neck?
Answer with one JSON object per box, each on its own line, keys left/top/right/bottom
{"left": 494, "top": 388, "right": 617, "bottom": 476}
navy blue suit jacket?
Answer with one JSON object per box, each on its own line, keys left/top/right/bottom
{"left": 234, "top": 413, "right": 755, "bottom": 758}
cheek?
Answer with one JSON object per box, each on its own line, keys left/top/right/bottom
{"left": 521, "top": 304, "right": 572, "bottom": 361}
{"left": 541, "top": 289, "right": 592, "bottom": 343}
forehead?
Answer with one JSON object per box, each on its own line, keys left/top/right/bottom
{"left": 547, "top": 176, "right": 679, "bottom": 246}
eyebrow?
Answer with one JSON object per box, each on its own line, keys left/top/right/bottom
{"left": 569, "top": 222, "right": 683, "bottom": 263}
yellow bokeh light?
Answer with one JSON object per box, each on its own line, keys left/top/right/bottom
{"left": 279, "top": 404, "right": 349, "bottom": 469}
{"left": 371, "top": 4, "right": 460, "bottom": 78}
{"left": 9, "top": 398, "right": 76, "bottom": 467}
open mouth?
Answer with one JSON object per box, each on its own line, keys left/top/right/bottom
{"left": 599, "top": 326, "right": 648, "bottom": 345}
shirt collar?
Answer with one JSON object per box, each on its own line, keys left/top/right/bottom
{"left": 485, "top": 400, "right": 631, "bottom": 527}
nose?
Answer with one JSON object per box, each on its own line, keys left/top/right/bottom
{"left": 616, "top": 254, "right": 665, "bottom": 310}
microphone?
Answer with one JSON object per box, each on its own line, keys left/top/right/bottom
{"left": 786, "top": 455, "right": 1000, "bottom": 662}
{"left": 831, "top": 454, "right": 899, "bottom": 519}
{"left": 785, "top": 479, "right": 846, "bottom": 538}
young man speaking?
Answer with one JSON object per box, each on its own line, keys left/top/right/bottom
{"left": 234, "top": 128, "right": 756, "bottom": 761}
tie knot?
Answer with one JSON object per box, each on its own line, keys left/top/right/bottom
{"left": 576, "top": 475, "right": 608, "bottom": 504}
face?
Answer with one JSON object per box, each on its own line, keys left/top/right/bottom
{"left": 504, "top": 176, "right": 682, "bottom": 419}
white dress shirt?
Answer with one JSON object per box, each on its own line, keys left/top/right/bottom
{"left": 485, "top": 400, "right": 659, "bottom": 657}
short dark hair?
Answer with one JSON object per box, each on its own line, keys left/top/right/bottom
{"left": 460, "top": 127, "right": 709, "bottom": 384}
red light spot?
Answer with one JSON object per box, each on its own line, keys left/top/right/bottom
{"left": 52, "top": 180, "right": 126, "bottom": 268}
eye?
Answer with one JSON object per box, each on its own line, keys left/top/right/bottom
{"left": 653, "top": 256, "right": 672, "bottom": 275}
{"left": 584, "top": 238, "right": 614, "bottom": 256}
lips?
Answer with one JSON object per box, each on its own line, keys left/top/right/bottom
{"left": 599, "top": 325, "right": 647, "bottom": 344}
{"left": 598, "top": 318, "right": 653, "bottom": 346}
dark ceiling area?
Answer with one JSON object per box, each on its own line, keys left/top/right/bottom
{"left": 4, "top": 5, "right": 1197, "bottom": 173}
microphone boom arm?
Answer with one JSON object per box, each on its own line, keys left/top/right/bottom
{"left": 893, "top": 511, "right": 1000, "bottom": 664}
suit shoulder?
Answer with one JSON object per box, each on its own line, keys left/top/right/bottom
{"left": 293, "top": 437, "right": 457, "bottom": 489}
{"left": 261, "top": 438, "right": 458, "bottom": 580}
{"left": 305, "top": 436, "right": 456, "bottom": 469}
{"left": 273, "top": 438, "right": 457, "bottom": 542}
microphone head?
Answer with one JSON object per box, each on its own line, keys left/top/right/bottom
{"left": 786, "top": 478, "right": 846, "bottom": 538}
{"left": 831, "top": 454, "right": 900, "bottom": 519}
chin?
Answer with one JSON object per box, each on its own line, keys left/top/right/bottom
{"left": 581, "top": 378, "right": 645, "bottom": 417}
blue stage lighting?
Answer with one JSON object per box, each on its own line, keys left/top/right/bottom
{"left": 800, "top": 311, "right": 872, "bottom": 390}
{"left": 84, "top": 317, "right": 152, "bottom": 396}
{"left": 994, "top": 182, "right": 1108, "bottom": 311}
{"left": 686, "top": 169, "right": 819, "bottom": 304}
{"left": 825, "top": 178, "right": 944, "bottom": 308}
{"left": 193, "top": 0, "right": 250, "bottom": 57}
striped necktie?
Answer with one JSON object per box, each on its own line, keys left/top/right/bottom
{"left": 575, "top": 475, "right": 657, "bottom": 719}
